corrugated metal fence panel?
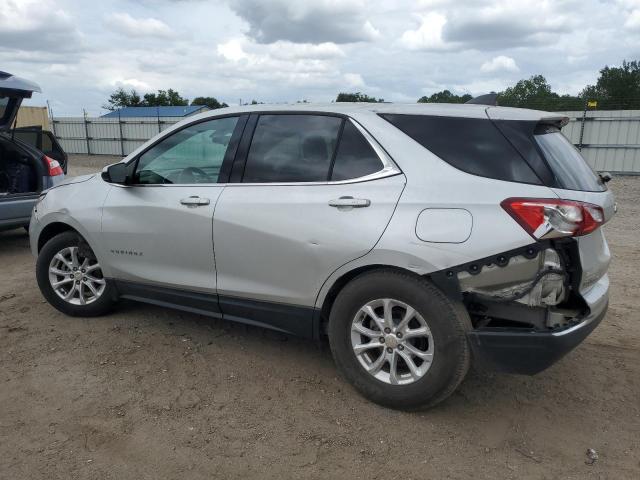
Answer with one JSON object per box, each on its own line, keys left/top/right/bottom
{"left": 560, "top": 110, "right": 640, "bottom": 173}
{"left": 52, "top": 117, "right": 88, "bottom": 154}
{"left": 53, "top": 111, "right": 640, "bottom": 173}
{"left": 52, "top": 116, "right": 181, "bottom": 156}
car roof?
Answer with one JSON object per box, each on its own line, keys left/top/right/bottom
{"left": 194, "top": 102, "right": 564, "bottom": 123}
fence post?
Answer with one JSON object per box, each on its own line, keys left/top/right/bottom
{"left": 578, "top": 100, "right": 588, "bottom": 152}
{"left": 83, "top": 109, "right": 91, "bottom": 155}
{"left": 118, "top": 110, "right": 125, "bottom": 157}
{"left": 47, "top": 100, "right": 56, "bottom": 137}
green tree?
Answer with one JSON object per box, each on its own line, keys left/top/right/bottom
{"left": 142, "top": 89, "right": 188, "bottom": 107}
{"left": 336, "top": 92, "right": 384, "bottom": 102}
{"left": 102, "top": 87, "right": 142, "bottom": 111}
{"left": 417, "top": 90, "right": 472, "bottom": 104}
{"left": 498, "top": 75, "right": 582, "bottom": 111}
{"left": 581, "top": 60, "right": 640, "bottom": 109}
{"left": 191, "top": 96, "right": 228, "bottom": 109}
{"left": 498, "top": 75, "right": 554, "bottom": 108}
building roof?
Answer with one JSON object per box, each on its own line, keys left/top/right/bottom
{"left": 101, "top": 105, "right": 209, "bottom": 118}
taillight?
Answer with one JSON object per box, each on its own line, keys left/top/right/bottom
{"left": 501, "top": 198, "right": 604, "bottom": 239}
{"left": 43, "top": 155, "right": 63, "bottom": 176}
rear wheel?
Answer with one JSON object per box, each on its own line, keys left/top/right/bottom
{"left": 36, "top": 231, "right": 116, "bottom": 316}
{"left": 328, "top": 269, "right": 470, "bottom": 410}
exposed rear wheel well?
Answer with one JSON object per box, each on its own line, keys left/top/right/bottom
{"left": 37, "top": 222, "right": 79, "bottom": 252}
{"left": 319, "top": 265, "right": 427, "bottom": 336}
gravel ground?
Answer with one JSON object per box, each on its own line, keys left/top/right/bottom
{"left": 1, "top": 154, "right": 639, "bottom": 479}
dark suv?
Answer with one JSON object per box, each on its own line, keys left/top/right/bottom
{"left": 0, "top": 71, "right": 66, "bottom": 231}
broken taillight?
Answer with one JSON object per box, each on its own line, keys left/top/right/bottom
{"left": 501, "top": 198, "right": 604, "bottom": 239}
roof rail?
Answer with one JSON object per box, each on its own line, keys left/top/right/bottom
{"left": 465, "top": 93, "right": 498, "bottom": 106}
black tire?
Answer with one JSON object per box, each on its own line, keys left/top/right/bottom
{"left": 36, "top": 231, "right": 116, "bottom": 317}
{"left": 328, "top": 269, "right": 471, "bottom": 410}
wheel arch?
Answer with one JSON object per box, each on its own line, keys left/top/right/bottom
{"left": 37, "top": 222, "right": 81, "bottom": 252}
{"left": 318, "top": 264, "right": 428, "bottom": 336}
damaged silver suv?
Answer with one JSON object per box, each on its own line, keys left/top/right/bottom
{"left": 30, "top": 102, "right": 614, "bottom": 409}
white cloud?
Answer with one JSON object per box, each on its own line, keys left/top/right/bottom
{"left": 105, "top": 13, "right": 174, "bottom": 39}
{"left": 344, "top": 73, "right": 366, "bottom": 88}
{"left": 268, "top": 42, "right": 346, "bottom": 61}
{"left": 400, "top": 0, "right": 574, "bottom": 51}
{"left": 399, "top": 13, "right": 449, "bottom": 51}
{"left": 625, "top": 9, "right": 640, "bottom": 29}
{"left": 214, "top": 36, "right": 348, "bottom": 92}
{"left": 0, "top": 0, "right": 83, "bottom": 53}
{"left": 0, "top": 0, "right": 635, "bottom": 115}
{"left": 480, "top": 55, "right": 519, "bottom": 73}
{"left": 217, "top": 39, "right": 249, "bottom": 62}
{"left": 229, "top": 0, "right": 379, "bottom": 44}
{"left": 114, "top": 78, "right": 152, "bottom": 90}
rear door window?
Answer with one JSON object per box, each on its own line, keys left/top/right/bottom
{"left": 242, "top": 114, "right": 342, "bottom": 183}
{"left": 330, "top": 121, "right": 384, "bottom": 181}
{"left": 380, "top": 114, "right": 541, "bottom": 184}
{"left": 534, "top": 126, "right": 605, "bottom": 192}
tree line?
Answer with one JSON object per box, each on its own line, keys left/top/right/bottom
{"left": 338, "top": 60, "right": 640, "bottom": 111}
{"left": 105, "top": 59, "right": 640, "bottom": 112}
{"left": 103, "top": 88, "right": 229, "bottom": 111}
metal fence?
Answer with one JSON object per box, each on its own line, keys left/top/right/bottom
{"left": 51, "top": 110, "right": 640, "bottom": 173}
{"left": 560, "top": 110, "right": 640, "bottom": 174}
{"left": 51, "top": 116, "right": 182, "bottom": 156}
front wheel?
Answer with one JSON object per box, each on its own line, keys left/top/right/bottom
{"left": 328, "top": 269, "right": 471, "bottom": 410}
{"left": 36, "top": 231, "right": 116, "bottom": 317}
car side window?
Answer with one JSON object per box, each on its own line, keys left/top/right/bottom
{"left": 134, "top": 116, "right": 239, "bottom": 184}
{"left": 242, "top": 114, "right": 342, "bottom": 183}
{"left": 330, "top": 121, "right": 384, "bottom": 181}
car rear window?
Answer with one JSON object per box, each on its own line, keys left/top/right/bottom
{"left": 534, "top": 126, "right": 605, "bottom": 192}
{"left": 380, "top": 114, "right": 541, "bottom": 184}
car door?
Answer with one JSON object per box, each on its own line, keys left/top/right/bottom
{"left": 101, "top": 115, "right": 245, "bottom": 296}
{"left": 212, "top": 113, "right": 405, "bottom": 336}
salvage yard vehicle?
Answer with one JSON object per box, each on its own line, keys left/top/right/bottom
{"left": 0, "top": 72, "right": 67, "bottom": 231}
{"left": 29, "top": 102, "right": 614, "bottom": 409}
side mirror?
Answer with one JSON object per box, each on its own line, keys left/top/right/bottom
{"left": 599, "top": 171, "right": 612, "bottom": 184}
{"left": 102, "top": 162, "right": 131, "bottom": 184}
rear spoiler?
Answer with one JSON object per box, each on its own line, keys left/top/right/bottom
{"left": 465, "top": 93, "right": 498, "bottom": 106}
{"left": 538, "top": 115, "right": 570, "bottom": 128}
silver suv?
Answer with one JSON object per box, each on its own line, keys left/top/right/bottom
{"left": 30, "top": 103, "right": 614, "bottom": 409}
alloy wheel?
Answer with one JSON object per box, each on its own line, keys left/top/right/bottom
{"left": 350, "top": 298, "right": 434, "bottom": 385}
{"left": 48, "top": 246, "right": 106, "bottom": 305}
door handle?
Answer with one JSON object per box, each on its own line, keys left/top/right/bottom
{"left": 329, "top": 196, "right": 371, "bottom": 208}
{"left": 180, "top": 196, "right": 210, "bottom": 206}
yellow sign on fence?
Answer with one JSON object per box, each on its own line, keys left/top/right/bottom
{"left": 587, "top": 100, "right": 598, "bottom": 108}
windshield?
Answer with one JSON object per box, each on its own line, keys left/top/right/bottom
{"left": 535, "top": 128, "right": 606, "bottom": 192}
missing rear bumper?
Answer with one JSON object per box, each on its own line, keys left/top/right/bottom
{"left": 467, "top": 299, "right": 607, "bottom": 375}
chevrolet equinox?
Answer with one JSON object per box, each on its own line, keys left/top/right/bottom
{"left": 30, "top": 103, "right": 614, "bottom": 409}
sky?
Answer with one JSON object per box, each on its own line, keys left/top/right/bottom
{"left": 1, "top": 0, "right": 639, "bottom": 115}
